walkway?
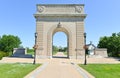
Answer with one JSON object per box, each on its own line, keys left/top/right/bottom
{"left": 26, "top": 52, "right": 88, "bottom": 78}
{"left": 35, "top": 59, "right": 84, "bottom": 78}
{"left": 53, "top": 52, "right": 67, "bottom": 58}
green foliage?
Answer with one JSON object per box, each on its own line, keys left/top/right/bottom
{"left": 0, "top": 63, "right": 40, "bottom": 78}
{"left": 52, "top": 51, "right": 58, "bottom": 55}
{"left": 52, "top": 45, "right": 59, "bottom": 55}
{"left": 63, "top": 47, "right": 68, "bottom": 52}
{"left": 53, "top": 45, "right": 59, "bottom": 52}
{"left": 79, "top": 64, "right": 120, "bottom": 78}
{"left": 63, "top": 51, "right": 67, "bottom": 55}
{"left": 0, "top": 35, "right": 21, "bottom": 52}
{"left": 98, "top": 32, "right": 120, "bottom": 57}
{"left": 27, "top": 48, "right": 34, "bottom": 55}
{"left": 52, "top": 45, "right": 68, "bottom": 55}
{"left": 0, "top": 51, "right": 9, "bottom": 60}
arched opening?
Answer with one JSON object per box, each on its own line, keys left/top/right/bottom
{"left": 47, "top": 24, "right": 72, "bottom": 59}
{"left": 52, "top": 31, "right": 69, "bottom": 58}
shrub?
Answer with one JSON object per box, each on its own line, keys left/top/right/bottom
{"left": 27, "top": 48, "right": 34, "bottom": 55}
{"left": 0, "top": 51, "right": 9, "bottom": 60}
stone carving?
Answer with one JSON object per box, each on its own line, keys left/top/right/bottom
{"left": 38, "top": 6, "right": 44, "bottom": 13}
{"left": 57, "top": 22, "right": 62, "bottom": 28}
{"left": 76, "top": 6, "right": 82, "bottom": 13}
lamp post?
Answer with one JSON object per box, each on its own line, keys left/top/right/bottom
{"left": 84, "top": 32, "right": 87, "bottom": 65}
{"left": 33, "top": 32, "right": 38, "bottom": 64}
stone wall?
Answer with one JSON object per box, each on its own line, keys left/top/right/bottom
{"left": 13, "top": 48, "right": 27, "bottom": 57}
{"left": 88, "top": 48, "right": 108, "bottom": 58}
{"left": 95, "top": 48, "right": 108, "bottom": 57}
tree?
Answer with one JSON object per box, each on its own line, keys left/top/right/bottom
{"left": 63, "top": 47, "right": 68, "bottom": 52}
{"left": 98, "top": 32, "right": 120, "bottom": 57}
{"left": 0, "top": 35, "right": 22, "bottom": 52}
{"left": 52, "top": 45, "right": 59, "bottom": 55}
{"left": 53, "top": 45, "right": 59, "bottom": 52}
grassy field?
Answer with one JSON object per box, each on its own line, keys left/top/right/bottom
{"left": 79, "top": 64, "right": 120, "bottom": 78}
{"left": 63, "top": 52, "right": 67, "bottom": 55}
{"left": 0, "top": 63, "right": 40, "bottom": 78}
{"left": 52, "top": 51, "right": 58, "bottom": 55}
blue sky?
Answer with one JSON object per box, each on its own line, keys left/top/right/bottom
{"left": 53, "top": 32, "right": 67, "bottom": 47}
{"left": 0, "top": 0, "right": 120, "bottom": 48}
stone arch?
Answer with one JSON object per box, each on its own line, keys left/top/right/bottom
{"left": 34, "top": 4, "right": 87, "bottom": 59}
{"left": 47, "top": 24, "right": 72, "bottom": 58}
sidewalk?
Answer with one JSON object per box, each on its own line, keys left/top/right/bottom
{"left": 35, "top": 59, "right": 84, "bottom": 78}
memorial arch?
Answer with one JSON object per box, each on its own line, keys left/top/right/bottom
{"left": 34, "top": 4, "right": 87, "bottom": 59}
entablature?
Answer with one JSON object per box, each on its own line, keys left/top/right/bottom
{"left": 36, "top": 4, "right": 85, "bottom": 14}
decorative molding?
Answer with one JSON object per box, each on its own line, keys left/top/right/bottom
{"left": 37, "top": 4, "right": 85, "bottom": 6}
{"left": 34, "top": 14, "right": 87, "bottom": 18}
{"left": 76, "top": 6, "right": 83, "bottom": 13}
{"left": 37, "top": 6, "right": 45, "bottom": 13}
{"left": 36, "top": 17, "right": 83, "bottom": 22}
{"left": 36, "top": 4, "right": 85, "bottom": 14}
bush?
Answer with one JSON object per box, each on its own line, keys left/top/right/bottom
{"left": 27, "top": 48, "right": 34, "bottom": 55}
{"left": 0, "top": 35, "right": 21, "bottom": 52}
{"left": 0, "top": 51, "right": 9, "bottom": 60}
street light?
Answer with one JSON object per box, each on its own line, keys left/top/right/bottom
{"left": 33, "top": 32, "right": 38, "bottom": 64}
{"left": 84, "top": 32, "right": 87, "bottom": 65}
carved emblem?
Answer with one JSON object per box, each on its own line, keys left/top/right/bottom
{"left": 76, "top": 6, "right": 82, "bottom": 13}
{"left": 38, "top": 6, "right": 44, "bottom": 13}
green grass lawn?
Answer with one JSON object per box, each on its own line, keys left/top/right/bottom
{"left": 79, "top": 64, "right": 120, "bottom": 78}
{"left": 27, "top": 51, "right": 34, "bottom": 55}
{"left": 52, "top": 51, "right": 58, "bottom": 55}
{"left": 0, "top": 63, "right": 41, "bottom": 78}
{"left": 27, "top": 49, "right": 34, "bottom": 55}
{"left": 63, "top": 52, "right": 67, "bottom": 55}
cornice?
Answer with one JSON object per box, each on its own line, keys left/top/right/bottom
{"left": 37, "top": 4, "right": 85, "bottom": 6}
{"left": 34, "top": 14, "right": 87, "bottom": 18}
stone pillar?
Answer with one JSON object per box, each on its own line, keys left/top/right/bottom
{"left": 76, "top": 22, "right": 85, "bottom": 59}
{"left": 36, "top": 21, "right": 44, "bottom": 58}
